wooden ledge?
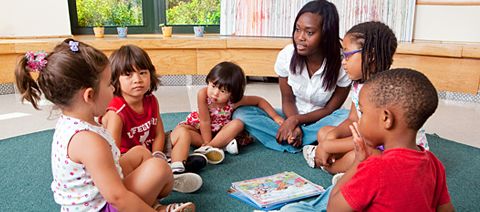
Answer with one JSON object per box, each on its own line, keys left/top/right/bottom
{"left": 1, "top": 35, "right": 480, "bottom": 59}
{"left": 1, "top": 35, "right": 479, "bottom": 94}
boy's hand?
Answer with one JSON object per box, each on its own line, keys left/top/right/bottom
{"left": 349, "top": 122, "right": 370, "bottom": 162}
{"left": 315, "top": 142, "right": 334, "bottom": 167}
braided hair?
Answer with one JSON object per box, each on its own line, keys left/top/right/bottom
{"left": 346, "top": 21, "right": 397, "bottom": 83}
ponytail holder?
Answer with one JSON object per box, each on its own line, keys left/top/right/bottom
{"left": 69, "top": 41, "right": 79, "bottom": 52}
{"left": 25, "top": 51, "right": 48, "bottom": 72}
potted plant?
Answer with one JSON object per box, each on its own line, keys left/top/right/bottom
{"left": 192, "top": 12, "right": 206, "bottom": 37}
{"left": 159, "top": 23, "right": 172, "bottom": 38}
{"left": 91, "top": 13, "right": 106, "bottom": 38}
{"left": 112, "top": 2, "right": 131, "bottom": 38}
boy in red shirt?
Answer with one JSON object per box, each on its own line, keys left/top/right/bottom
{"left": 328, "top": 68, "right": 454, "bottom": 211}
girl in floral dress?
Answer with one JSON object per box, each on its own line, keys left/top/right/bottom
{"left": 171, "top": 62, "right": 284, "bottom": 164}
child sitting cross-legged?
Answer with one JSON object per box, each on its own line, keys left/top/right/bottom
{"left": 15, "top": 39, "right": 195, "bottom": 211}
{"left": 101, "top": 45, "right": 204, "bottom": 193}
{"left": 171, "top": 61, "right": 284, "bottom": 164}
{"left": 328, "top": 68, "right": 454, "bottom": 211}
{"left": 280, "top": 68, "right": 454, "bottom": 211}
{"left": 302, "top": 21, "right": 429, "bottom": 174}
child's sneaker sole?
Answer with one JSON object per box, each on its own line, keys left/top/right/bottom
{"left": 205, "top": 149, "right": 224, "bottom": 164}
{"left": 173, "top": 173, "right": 203, "bottom": 193}
{"left": 194, "top": 146, "right": 225, "bottom": 164}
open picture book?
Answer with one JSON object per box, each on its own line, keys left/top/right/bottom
{"left": 228, "top": 171, "right": 325, "bottom": 210}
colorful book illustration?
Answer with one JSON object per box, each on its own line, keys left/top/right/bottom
{"left": 228, "top": 171, "right": 324, "bottom": 210}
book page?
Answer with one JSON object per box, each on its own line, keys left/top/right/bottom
{"left": 232, "top": 172, "right": 324, "bottom": 207}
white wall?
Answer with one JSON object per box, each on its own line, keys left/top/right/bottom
{"left": 0, "top": 0, "right": 71, "bottom": 37}
{"left": 414, "top": 5, "right": 480, "bottom": 42}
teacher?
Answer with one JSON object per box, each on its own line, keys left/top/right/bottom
{"left": 233, "top": 0, "right": 351, "bottom": 153}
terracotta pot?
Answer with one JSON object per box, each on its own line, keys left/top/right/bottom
{"left": 161, "top": 26, "right": 172, "bottom": 38}
{"left": 93, "top": 27, "right": 105, "bottom": 38}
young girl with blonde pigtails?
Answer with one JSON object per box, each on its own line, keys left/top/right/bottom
{"left": 15, "top": 39, "right": 194, "bottom": 212}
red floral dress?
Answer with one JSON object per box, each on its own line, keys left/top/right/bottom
{"left": 180, "top": 97, "right": 234, "bottom": 132}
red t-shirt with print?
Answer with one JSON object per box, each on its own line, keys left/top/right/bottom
{"left": 341, "top": 147, "right": 451, "bottom": 211}
{"left": 106, "top": 95, "right": 159, "bottom": 153}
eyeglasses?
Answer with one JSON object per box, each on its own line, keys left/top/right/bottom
{"left": 342, "top": 49, "right": 362, "bottom": 61}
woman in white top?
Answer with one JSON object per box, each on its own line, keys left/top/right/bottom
{"left": 233, "top": 0, "right": 351, "bottom": 153}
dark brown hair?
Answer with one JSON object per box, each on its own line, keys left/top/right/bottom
{"left": 109, "top": 45, "right": 159, "bottom": 96}
{"left": 206, "top": 62, "right": 246, "bottom": 103}
{"left": 15, "top": 38, "right": 109, "bottom": 110}
{"left": 346, "top": 21, "right": 398, "bottom": 83}
{"left": 290, "top": 0, "right": 342, "bottom": 91}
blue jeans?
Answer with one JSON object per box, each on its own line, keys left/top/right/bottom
{"left": 232, "top": 106, "right": 348, "bottom": 153}
{"left": 279, "top": 185, "right": 333, "bottom": 212}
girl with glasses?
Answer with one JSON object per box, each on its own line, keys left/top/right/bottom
{"left": 303, "top": 21, "right": 429, "bottom": 175}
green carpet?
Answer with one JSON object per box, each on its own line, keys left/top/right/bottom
{"left": 0, "top": 112, "right": 478, "bottom": 211}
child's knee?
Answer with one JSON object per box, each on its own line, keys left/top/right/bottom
{"left": 171, "top": 127, "right": 190, "bottom": 141}
{"left": 317, "top": 126, "right": 333, "bottom": 141}
{"left": 148, "top": 157, "right": 174, "bottom": 180}
{"left": 230, "top": 119, "right": 244, "bottom": 128}
{"left": 130, "top": 145, "right": 152, "bottom": 156}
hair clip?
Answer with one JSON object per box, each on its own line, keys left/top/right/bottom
{"left": 25, "top": 51, "right": 48, "bottom": 72}
{"left": 69, "top": 41, "right": 79, "bottom": 52}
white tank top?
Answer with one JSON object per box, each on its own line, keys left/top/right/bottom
{"left": 51, "top": 115, "right": 123, "bottom": 211}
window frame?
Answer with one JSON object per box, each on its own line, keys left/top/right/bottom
{"left": 67, "top": 0, "right": 219, "bottom": 35}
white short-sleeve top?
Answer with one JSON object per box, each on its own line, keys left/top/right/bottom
{"left": 275, "top": 44, "right": 351, "bottom": 114}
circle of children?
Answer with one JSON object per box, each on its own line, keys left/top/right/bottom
{"left": 15, "top": 0, "right": 453, "bottom": 211}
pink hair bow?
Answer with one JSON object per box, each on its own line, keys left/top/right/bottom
{"left": 25, "top": 51, "right": 48, "bottom": 72}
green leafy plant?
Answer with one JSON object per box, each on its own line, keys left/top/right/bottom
{"left": 77, "top": 0, "right": 143, "bottom": 27}
{"left": 77, "top": 0, "right": 110, "bottom": 27}
{"left": 166, "top": 0, "right": 220, "bottom": 25}
{"left": 112, "top": 1, "right": 133, "bottom": 27}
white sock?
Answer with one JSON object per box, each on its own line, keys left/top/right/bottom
{"left": 170, "top": 161, "right": 185, "bottom": 173}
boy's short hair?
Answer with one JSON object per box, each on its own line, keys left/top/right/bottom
{"left": 364, "top": 68, "right": 438, "bottom": 130}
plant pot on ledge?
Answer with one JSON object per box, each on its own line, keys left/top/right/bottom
{"left": 116, "top": 27, "right": 128, "bottom": 38}
{"left": 160, "top": 25, "right": 172, "bottom": 38}
{"left": 193, "top": 26, "right": 204, "bottom": 37}
{"left": 93, "top": 26, "right": 105, "bottom": 38}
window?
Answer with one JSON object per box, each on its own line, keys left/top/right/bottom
{"left": 68, "top": 0, "right": 220, "bottom": 35}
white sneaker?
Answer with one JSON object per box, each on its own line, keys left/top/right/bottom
{"left": 193, "top": 146, "right": 225, "bottom": 164}
{"left": 331, "top": 173, "right": 345, "bottom": 185}
{"left": 223, "top": 139, "right": 239, "bottom": 155}
{"left": 302, "top": 145, "right": 317, "bottom": 168}
{"left": 173, "top": 172, "right": 203, "bottom": 193}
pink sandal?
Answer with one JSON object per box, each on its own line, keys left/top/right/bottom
{"left": 166, "top": 202, "right": 195, "bottom": 212}
{"left": 154, "top": 202, "right": 195, "bottom": 212}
